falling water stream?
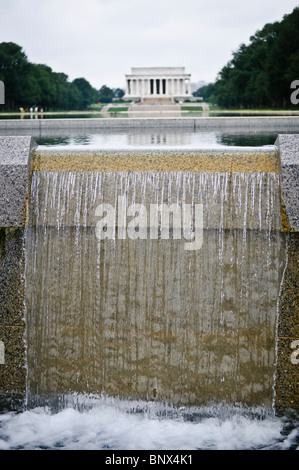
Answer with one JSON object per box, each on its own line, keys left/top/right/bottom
{"left": 1, "top": 167, "right": 298, "bottom": 450}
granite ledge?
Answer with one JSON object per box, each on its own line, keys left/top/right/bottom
{"left": 275, "top": 134, "right": 299, "bottom": 232}
{"left": 0, "top": 136, "right": 37, "bottom": 227}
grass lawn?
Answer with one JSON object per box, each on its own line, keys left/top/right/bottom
{"left": 107, "top": 107, "right": 129, "bottom": 112}
{"left": 181, "top": 106, "right": 203, "bottom": 111}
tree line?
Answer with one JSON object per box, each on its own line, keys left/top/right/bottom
{"left": 0, "top": 42, "right": 124, "bottom": 111}
{"left": 194, "top": 7, "right": 299, "bottom": 108}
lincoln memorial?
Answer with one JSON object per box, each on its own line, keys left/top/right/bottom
{"left": 124, "top": 67, "right": 192, "bottom": 102}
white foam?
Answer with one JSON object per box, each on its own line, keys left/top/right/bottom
{"left": 0, "top": 400, "right": 297, "bottom": 450}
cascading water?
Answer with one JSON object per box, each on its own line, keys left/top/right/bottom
{"left": 1, "top": 166, "right": 298, "bottom": 450}
{"left": 25, "top": 169, "right": 284, "bottom": 405}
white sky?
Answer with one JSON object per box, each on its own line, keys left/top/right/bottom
{"left": 0, "top": 0, "right": 298, "bottom": 89}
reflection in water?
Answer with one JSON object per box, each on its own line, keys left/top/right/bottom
{"left": 0, "top": 126, "right": 298, "bottom": 148}
{"left": 127, "top": 132, "right": 192, "bottom": 147}
{"left": 0, "top": 113, "right": 105, "bottom": 120}
{"left": 217, "top": 133, "right": 278, "bottom": 147}
{"left": 25, "top": 170, "right": 284, "bottom": 410}
{"left": 34, "top": 130, "right": 282, "bottom": 149}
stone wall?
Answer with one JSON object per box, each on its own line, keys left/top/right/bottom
{"left": 0, "top": 136, "right": 36, "bottom": 411}
{"left": 274, "top": 135, "right": 299, "bottom": 412}
{"left": 0, "top": 116, "right": 299, "bottom": 131}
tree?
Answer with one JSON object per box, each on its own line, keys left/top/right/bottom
{"left": 98, "top": 85, "right": 114, "bottom": 103}
{"left": 0, "top": 41, "right": 100, "bottom": 110}
{"left": 202, "top": 7, "right": 299, "bottom": 108}
{"left": 193, "top": 83, "right": 216, "bottom": 102}
{"left": 0, "top": 42, "right": 29, "bottom": 109}
{"left": 72, "top": 78, "right": 99, "bottom": 109}
{"left": 113, "top": 88, "right": 125, "bottom": 99}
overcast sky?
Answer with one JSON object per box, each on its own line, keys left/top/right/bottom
{"left": 0, "top": 0, "right": 298, "bottom": 89}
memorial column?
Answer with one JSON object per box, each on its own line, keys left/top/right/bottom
{"left": 166, "top": 78, "right": 169, "bottom": 95}
{"left": 141, "top": 79, "right": 144, "bottom": 98}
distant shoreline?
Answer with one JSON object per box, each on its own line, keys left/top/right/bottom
{"left": 1, "top": 109, "right": 299, "bottom": 117}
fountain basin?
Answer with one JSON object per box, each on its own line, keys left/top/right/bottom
{"left": 0, "top": 135, "right": 298, "bottom": 414}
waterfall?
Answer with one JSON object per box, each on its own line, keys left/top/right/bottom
{"left": 24, "top": 169, "right": 285, "bottom": 410}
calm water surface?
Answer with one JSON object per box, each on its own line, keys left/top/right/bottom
{"left": 34, "top": 130, "right": 285, "bottom": 149}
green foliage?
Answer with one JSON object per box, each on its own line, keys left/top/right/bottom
{"left": 112, "top": 88, "right": 125, "bottom": 99}
{"left": 107, "top": 107, "right": 128, "bottom": 112}
{"left": 72, "top": 78, "right": 99, "bottom": 109}
{"left": 98, "top": 85, "right": 114, "bottom": 103}
{"left": 194, "top": 7, "right": 299, "bottom": 108}
{"left": 0, "top": 42, "right": 99, "bottom": 110}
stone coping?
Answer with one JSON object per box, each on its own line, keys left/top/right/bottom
{"left": 0, "top": 135, "right": 36, "bottom": 164}
{"left": 33, "top": 147, "right": 279, "bottom": 172}
{"left": 275, "top": 134, "right": 299, "bottom": 231}
{"left": 0, "top": 136, "right": 37, "bottom": 227}
{"left": 0, "top": 116, "right": 299, "bottom": 130}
